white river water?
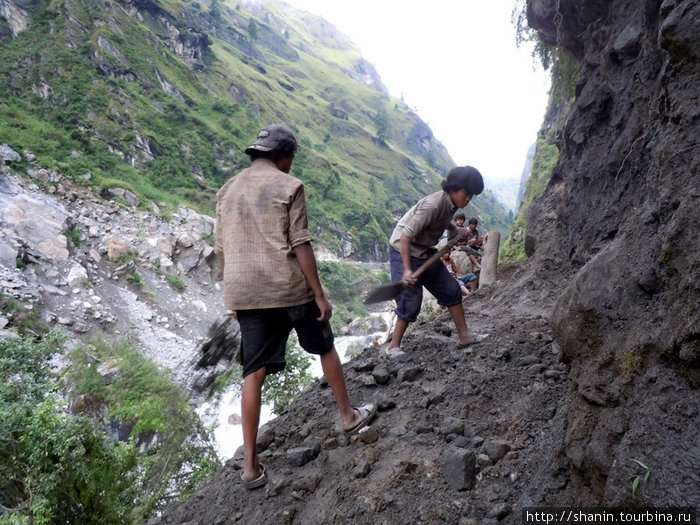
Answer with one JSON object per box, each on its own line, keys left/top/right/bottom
{"left": 197, "top": 312, "right": 393, "bottom": 460}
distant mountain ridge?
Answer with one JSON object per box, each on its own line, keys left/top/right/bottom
{"left": 0, "top": 0, "right": 512, "bottom": 260}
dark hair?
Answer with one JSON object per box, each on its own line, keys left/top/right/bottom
{"left": 248, "top": 140, "right": 298, "bottom": 162}
{"left": 468, "top": 217, "right": 478, "bottom": 225}
{"left": 454, "top": 212, "right": 466, "bottom": 221}
{"left": 441, "top": 166, "right": 484, "bottom": 196}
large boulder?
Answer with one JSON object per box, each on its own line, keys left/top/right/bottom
{"left": 0, "top": 194, "right": 69, "bottom": 262}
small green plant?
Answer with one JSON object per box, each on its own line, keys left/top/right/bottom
{"left": 201, "top": 232, "right": 216, "bottom": 247}
{"left": 631, "top": 459, "right": 651, "bottom": 497}
{"left": 115, "top": 251, "right": 136, "bottom": 265}
{"left": 127, "top": 272, "right": 143, "bottom": 285}
{"left": 62, "top": 226, "right": 84, "bottom": 247}
{"left": 0, "top": 294, "right": 49, "bottom": 336}
{"left": 165, "top": 275, "right": 185, "bottom": 291}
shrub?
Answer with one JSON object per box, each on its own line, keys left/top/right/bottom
{"left": 0, "top": 332, "right": 137, "bottom": 524}
{"left": 165, "top": 275, "right": 185, "bottom": 291}
{"left": 0, "top": 333, "right": 219, "bottom": 524}
{"left": 127, "top": 272, "right": 143, "bottom": 285}
{"left": 62, "top": 226, "right": 84, "bottom": 247}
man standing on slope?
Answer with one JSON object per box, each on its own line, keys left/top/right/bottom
{"left": 215, "top": 124, "right": 376, "bottom": 489}
{"left": 384, "top": 166, "right": 488, "bottom": 357}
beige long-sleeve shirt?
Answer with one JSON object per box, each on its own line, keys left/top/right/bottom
{"left": 389, "top": 191, "right": 458, "bottom": 259}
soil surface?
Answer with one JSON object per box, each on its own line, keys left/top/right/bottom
{"left": 157, "top": 263, "right": 575, "bottom": 525}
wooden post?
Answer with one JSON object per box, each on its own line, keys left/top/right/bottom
{"left": 479, "top": 230, "right": 500, "bottom": 286}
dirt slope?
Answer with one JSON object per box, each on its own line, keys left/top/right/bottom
{"left": 157, "top": 265, "right": 576, "bottom": 525}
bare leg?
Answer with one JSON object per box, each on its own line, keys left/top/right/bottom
{"left": 241, "top": 367, "right": 266, "bottom": 481}
{"left": 468, "top": 254, "right": 481, "bottom": 271}
{"left": 387, "top": 316, "right": 409, "bottom": 353}
{"left": 447, "top": 302, "right": 473, "bottom": 345}
{"left": 469, "top": 280, "right": 477, "bottom": 292}
{"left": 320, "top": 348, "right": 361, "bottom": 430}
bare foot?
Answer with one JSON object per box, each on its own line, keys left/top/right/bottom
{"left": 457, "top": 333, "right": 489, "bottom": 347}
{"left": 342, "top": 407, "right": 362, "bottom": 432}
{"left": 241, "top": 465, "right": 264, "bottom": 482}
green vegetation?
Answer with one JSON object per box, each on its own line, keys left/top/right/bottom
{"left": 0, "top": 332, "right": 218, "bottom": 524}
{"left": 0, "top": 0, "right": 511, "bottom": 261}
{"left": 201, "top": 232, "right": 216, "bottom": 247}
{"left": 114, "top": 251, "right": 137, "bottom": 265}
{"left": 165, "top": 275, "right": 186, "bottom": 291}
{"left": 62, "top": 226, "right": 84, "bottom": 247}
{"left": 630, "top": 459, "right": 651, "bottom": 497}
{"left": 127, "top": 271, "right": 144, "bottom": 285}
{"left": 205, "top": 341, "right": 317, "bottom": 416}
{"left": 500, "top": 34, "right": 579, "bottom": 261}
{"left": 67, "top": 337, "right": 219, "bottom": 520}
{"left": 318, "top": 260, "right": 387, "bottom": 330}
{"left": 261, "top": 338, "right": 314, "bottom": 414}
{"left": 0, "top": 294, "right": 49, "bottom": 336}
{"left": 500, "top": 134, "right": 559, "bottom": 261}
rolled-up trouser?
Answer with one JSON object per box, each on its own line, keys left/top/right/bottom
{"left": 389, "top": 246, "right": 462, "bottom": 323}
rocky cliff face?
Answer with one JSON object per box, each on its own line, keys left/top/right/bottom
{"left": 0, "top": 157, "right": 222, "bottom": 386}
{"left": 526, "top": 0, "right": 699, "bottom": 505}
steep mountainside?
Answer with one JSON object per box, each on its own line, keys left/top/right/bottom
{"left": 0, "top": 0, "right": 511, "bottom": 261}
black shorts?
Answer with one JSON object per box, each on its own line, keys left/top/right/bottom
{"left": 237, "top": 301, "right": 334, "bottom": 377}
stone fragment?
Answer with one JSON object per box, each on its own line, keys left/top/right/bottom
{"left": 286, "top": 442, "right": 321, "bottom": 467}
{"left": 483, "top": 439, "right": 511, "bottom": 462}
{"left": 397, "top": 365, "right": 421, "bottom": 382}
{"left": 357, "top": 425, "right": 379, "bottom": 444}
{"left": 487, "top": 503, "right": 511, "bottom": 519}
{"left": 66, "top": 264, "right": 88, "bottom": 287}
{"left": 101, "top": 187, "right": 141, "bottom": 207}
{"left": 612, "top": 24, "right": 642, "bottom": 56}
{"left": 105, "top": 237, "right": 131, "bottom": 261}
{"left": 0, "top": 144, "right": 20, "bottom": 162}
{"left": 441, "top": 447, "right": 476, "bottom": 490}
{"left": 352, "top": 459, "right": 371, "bottom": 478}
{"left": 256, "top": 425, "right": 274, "bottom": 452}
{"left": 371, "top": 365, "right": 390, "bottom": 385}
{"left": 439, "top": 416, "right": 465, "bottom": 436}
{"left": 148, "top": 236, "right": 174, "bottom": 257}
{"left": 358, "top": 373, "right": 376, "bottom": 387}
{"left": 476, "top": 453, "right": 492, "bottom": 468}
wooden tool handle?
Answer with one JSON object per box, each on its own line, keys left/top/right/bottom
{"left": 409, "top": 234, "right": 464, "bottom": 281}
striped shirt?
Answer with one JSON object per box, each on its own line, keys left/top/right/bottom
{"left": 389, "top": 191, "right": 458, "bottom": 259}
{"left": 215, "top": 158, "right": 315, "bottom": 310}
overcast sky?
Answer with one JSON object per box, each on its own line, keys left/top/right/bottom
{"left": 280, "top": 0, "right": 550, "bottom": 183}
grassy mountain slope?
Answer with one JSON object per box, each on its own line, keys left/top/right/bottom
{"left": 0, "top": 0, "right": 511, "bottom": 260}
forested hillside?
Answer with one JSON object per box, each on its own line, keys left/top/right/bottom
{"left": 0, "top": 0, "right": 511, "bottom": 260}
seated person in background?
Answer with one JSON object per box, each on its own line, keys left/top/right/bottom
{"left": 447, "top": 212, "right": 468, "bottom": 244}
{"left": 441, "top": 251, "right": 478, "bottom": 296}
{"left": 454, "top": 217, "right": 486, "bottom": 272}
